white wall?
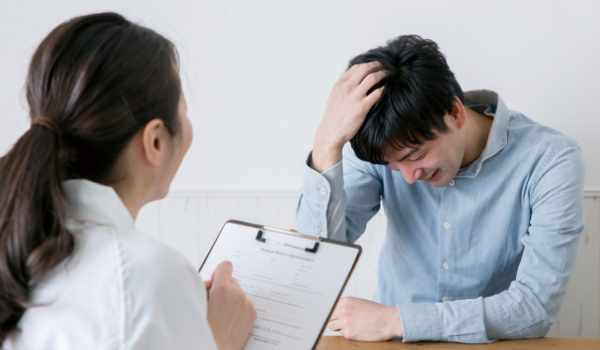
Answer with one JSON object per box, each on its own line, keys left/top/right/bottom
{"left": 1, "top": 0, "right": 600, "bottom": 191}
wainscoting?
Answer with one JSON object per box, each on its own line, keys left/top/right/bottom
{"left": 136, "top": 191, "right": 600, "bottom": 338}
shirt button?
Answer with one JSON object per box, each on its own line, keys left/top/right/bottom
{"left": 442, "top": 296, "right": 449, "bottom": 302}
{"left": 443, "top": 222, "right": 450, "bottom": 229}
{"left": 448, "top": 180, "right": 455, "bottom": 187}
{"left": 320, "top": 188, "right": 327, "bottom": 194}
{"left": 443, "top": 263, "right": 450, "bottom": 269}
{"left": 319, "top": 231, "right": 325, "bottom": 236}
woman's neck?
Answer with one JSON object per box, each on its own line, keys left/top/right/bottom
{"left": 111, "top": 179, "right": 149, "bottom": 221}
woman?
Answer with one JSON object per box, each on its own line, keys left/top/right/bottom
{"left": 0, "top": 12, "right": 256, "bottom": 349}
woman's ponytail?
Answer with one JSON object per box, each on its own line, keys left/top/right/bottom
{"left": 0, "top": 120, "right": 74, "bottom": 342}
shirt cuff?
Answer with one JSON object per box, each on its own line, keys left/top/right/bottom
{"left": 303, "top": 151, "right": 344, "bottom": 200}
{"left": 397, "top": 303, "right": 443, "bottom": 342}
{"left": 298, "top": 152, "right": 345, "bottom": 238}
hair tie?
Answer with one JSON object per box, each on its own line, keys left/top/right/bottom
{"left": 31, "top": 116, "right": 62, "bottom": 139}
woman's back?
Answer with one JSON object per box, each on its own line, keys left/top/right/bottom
{"left": 4, "top": 180, "right": 217, "bottom": 349}
{"left": 0, "top": 13, "right": 256, "bottom": 349}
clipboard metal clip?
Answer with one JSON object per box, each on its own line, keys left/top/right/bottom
{"left": 256, "top": 230, "right": 319, "bottom": 254}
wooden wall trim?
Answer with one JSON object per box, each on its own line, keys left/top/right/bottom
{"left": 585, "top": 188, "right": 600, "bottom": 197}
{"left": 167, "top": 188, "right": 600, "bottom": 198}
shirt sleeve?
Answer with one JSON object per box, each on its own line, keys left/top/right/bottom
{"left": 296, "top": 145, "right": 383, "bottom": 242}
{"left": 397, "top": 145, "right": 585, "bottom": 343}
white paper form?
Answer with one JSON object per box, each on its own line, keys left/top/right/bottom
{"left": 199, "top": 222, "right": 360, "bottom": 350}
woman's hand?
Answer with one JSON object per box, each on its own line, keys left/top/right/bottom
{"left": 206, "top": 261, "right": 257, "bottom": 350}
{"left": 204, "top": 271, "right": 215, "bottom": 291}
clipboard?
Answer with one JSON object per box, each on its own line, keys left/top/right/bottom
{"left": 199, "top": 220, "right": 362, "bottom": 350}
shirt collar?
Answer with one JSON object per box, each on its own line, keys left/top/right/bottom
{"left": 455, "top": 90, "right": 509, "bottom": 178}
{"left": 62, "top": 179, "right": 136, "bottom": 231}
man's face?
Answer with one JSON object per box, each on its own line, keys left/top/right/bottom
{"left": 383, "top": 115, "right": 466, "bottom": 187}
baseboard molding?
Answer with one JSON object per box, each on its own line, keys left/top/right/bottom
{"left": 168, "top": 188, "right": 600, "bottom": 198}
{"left": 585, "top": 188, "right": 600, "bottom": 198}
{"left": 167, "top": 189, "right": 299, "bottom": 198}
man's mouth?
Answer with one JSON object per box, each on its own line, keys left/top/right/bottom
{"left": 422, "top": 169, "right": 440, "bottom": 182}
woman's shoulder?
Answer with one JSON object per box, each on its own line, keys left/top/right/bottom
{"left": 67, "top": 220, "right": 205, "bottom": 307}
{"left": 119, "top": 227, "right": 196, "bottom": 280}
{"left": 116, "top": 227, "right": 216, "bottom": 349}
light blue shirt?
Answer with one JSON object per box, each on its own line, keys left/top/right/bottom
{"left": 296, "top": 90, "right": 585, "bottom": 343}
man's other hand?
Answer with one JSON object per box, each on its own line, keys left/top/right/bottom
{"left": 311, "top": 62, "right": 385, "bottom": 173}
{"left": 328, "top": 296, "right": 403, "bottom": 341}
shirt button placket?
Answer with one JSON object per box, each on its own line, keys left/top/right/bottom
{"left": 441, "top": 222, "right": 451, "bottom": 272}
{"left": 439, "top": 188, "right": 452, "bottom": 308}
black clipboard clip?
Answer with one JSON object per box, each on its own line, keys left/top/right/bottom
{"left": 256, "top": 230, "right": 320, "bottom": 253}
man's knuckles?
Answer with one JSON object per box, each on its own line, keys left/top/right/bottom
{"left": 340, "top": 82, "right": 353, "bottom": 95}
{"left": 362, "top": 73, "right": 378, "bottom": 85}
{"left": 340, "top": 326, "right": 359, "bottom": 340}
{"left": 335, "top": 297, "right": 356, "bottom": 314}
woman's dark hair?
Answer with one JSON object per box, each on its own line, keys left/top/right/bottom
{"left": 349, "top": 35, "right": 463, "bottom": 164}
{"left": 0, "top": 12, "right": 181, "bottom": 341}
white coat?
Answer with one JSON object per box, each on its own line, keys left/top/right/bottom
{"left": 4, "top": 179, "right": 218, "bottom": 349}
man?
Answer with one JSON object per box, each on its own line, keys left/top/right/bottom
{"left": 296, "top": 35, "right": 584, "bottom": 343}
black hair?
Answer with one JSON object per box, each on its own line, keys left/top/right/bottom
{"left": 349, "top": 35, "right": 463, "bottom": 164}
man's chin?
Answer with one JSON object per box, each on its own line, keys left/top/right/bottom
{"left": 424, "top": 170, "right": 454, "bottom": 187}
{"left": 430, "top": 181, "right": 447, "bottom": 188}
{"left": 431, "top": 172, "right": 459, "bottom": 187}
{"left": 422, "top": 168, "right": 442, "bottom": 185}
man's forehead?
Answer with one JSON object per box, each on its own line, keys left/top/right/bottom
{"left": 383, "top": 144, "right": 421, "bottom": 160}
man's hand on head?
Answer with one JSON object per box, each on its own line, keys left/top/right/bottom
{"left": 328, "top": 296, "right": 403, "bottom": 341}
{"left": 311, "top": 62, "right": 386, "bottom": 173}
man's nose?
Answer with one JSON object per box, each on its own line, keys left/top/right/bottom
{"left": 401, "top": 166, "right": 423, "bottom": 184}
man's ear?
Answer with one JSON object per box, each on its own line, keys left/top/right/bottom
{"left": 450, "top": 96, "right": 466, "bottom": 129}
{"left": 141, "top": 119, "right": 166, "bottom": 166}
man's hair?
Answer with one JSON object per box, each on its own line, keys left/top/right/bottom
{"left": 349, "top": 35, "right": 463, "bottom": 164}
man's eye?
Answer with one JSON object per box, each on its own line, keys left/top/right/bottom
{"left": 411, "top": 153, "right": 425, "bottom": 161}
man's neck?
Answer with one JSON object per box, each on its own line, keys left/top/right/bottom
{"left": 461, "top": 107, "right": 494, "bottom": 167}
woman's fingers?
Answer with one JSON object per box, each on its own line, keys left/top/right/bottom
{"left": 212, "top": 261, "right": 233, "bottom": 285}
{"left": 204, "top": 279, "right": 213, "bottom": 292}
